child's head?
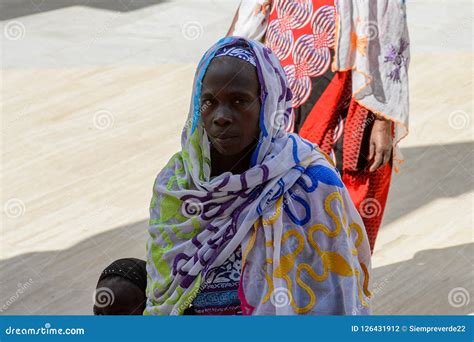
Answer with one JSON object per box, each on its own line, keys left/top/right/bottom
{"left": 93, "top": 258, "right": 147, "bottom": 315}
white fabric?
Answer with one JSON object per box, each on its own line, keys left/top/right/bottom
{"left": 333, "top": 0, "right": 410, "bottom": 166}
{"left": 233, "top": 0, "right": 271, "bottom": 41}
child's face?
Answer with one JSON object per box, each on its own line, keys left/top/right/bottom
{"left": 93, "top": 277, "right": 145, "bottom": 315}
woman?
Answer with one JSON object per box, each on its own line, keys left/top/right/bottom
{"left": 145, "top": 37, "right": 371, "bottom": 315}
{"left": 228, "top": 0, "right": 410, "bottom": 252}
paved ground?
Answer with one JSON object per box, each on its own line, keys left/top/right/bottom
{"left": 0, "top": 0, "right": 174, "bottom": 21}
{"left": 1, "top": 0, "right": 473, "bottom": 315}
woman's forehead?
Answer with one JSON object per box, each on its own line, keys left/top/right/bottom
{"left": 208, "top": 55, "right": 256, "bottom": 73}
{"left": 202, "top": 57, "right": 259, "bottom": 94}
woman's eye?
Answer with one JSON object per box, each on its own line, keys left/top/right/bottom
{"left": 234, "top": 99, "right": 246, "bottom": 105}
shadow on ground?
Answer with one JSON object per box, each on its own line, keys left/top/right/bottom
{"left": 382, "top": 141, "right": 473, "bottom": 226}
{"left": 371, "top": 243, "right": 473, "bottom": 315}
{"left": 0, "top": 0, "right": 169, "bottom": 21}
{"left": 0, "top": 220, "right": 148, "bottom": 315}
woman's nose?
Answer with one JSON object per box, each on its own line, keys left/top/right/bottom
{"left": 212, "top": 108, "right": 233, "bottom": 127}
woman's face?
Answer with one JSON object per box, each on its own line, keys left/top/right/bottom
{"left": 200, "top": 56, "right": 261, "bottom": 157}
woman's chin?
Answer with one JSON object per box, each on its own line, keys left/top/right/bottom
{"left": 215, "top": 148, "right": 241, "bottom": 157}
{"left": 215, "top": 139, "right": 259, "bottom": 155}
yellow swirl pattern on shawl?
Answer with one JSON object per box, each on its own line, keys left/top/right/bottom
{"left": 259, "top": 191, "right": 370, "bottom": 313}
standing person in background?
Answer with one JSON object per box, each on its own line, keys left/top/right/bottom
{"left": 227, "top": 0, "right": 410, "bottom": 252}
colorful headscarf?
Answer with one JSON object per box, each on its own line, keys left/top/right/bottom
{"left": 214, "top": 45, "right": 257, "bottom": 67}
{"left": 145, "top": 37, "right": 371, "bottom": 315}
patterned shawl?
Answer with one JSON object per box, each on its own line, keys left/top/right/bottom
{"left": 145, "top": 37, "right": 371, "bottom": 315}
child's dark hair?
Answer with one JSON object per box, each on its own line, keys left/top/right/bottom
{"left": 93, "top": 258, "right": 147, "bottom": 315}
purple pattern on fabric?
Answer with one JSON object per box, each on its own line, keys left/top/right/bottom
{"left": 205, "top": 223, "right": 219, "bottom": 233}
{"left": 251, "top": 42, "right": 269, "bottom": 140}
{"left": 202, "top": 187, "right": 262, "bottom": 274}
{"left": 202, "top": 197, "right": 238, "bottom": 220}
{"left": 206, "top": 235, "right": 221, "bottom": 249}
{"left": 173, "top": 253, "right": 191, "bottom": 276}
{"left": 215, "top": 46, "right": 257, "bottom": 67}
{"left": 192, "top": 235, "right": 203, "bottom": 249}
{"left": 181, "top": 274, "right": 197, "bottom": 289}
{"left": 227, "top": 188, "right": 249, "bottom": 198}
{"left": 213, "top": 176, "right": 230, "bottom": 191}
{"left": 259, "top": 165, "right": 270, "bottom": 183}
{"left": 263, "top": 48, "right": 287, "bottom": 103}
{"left": 240, "top": 173, "right": 248, "bottom": 190}
{"left": 250, "top": 45, "right": 267, "bottom": 163}
{"left": 384, "top": 38, "right": 409, "bottom": 82}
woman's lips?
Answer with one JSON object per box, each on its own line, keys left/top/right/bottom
{"left": 212, "top": 136, "right": 239, "bottom": 151}
{"left": 211, "top": 135, "right": 238, "bottom": 146}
